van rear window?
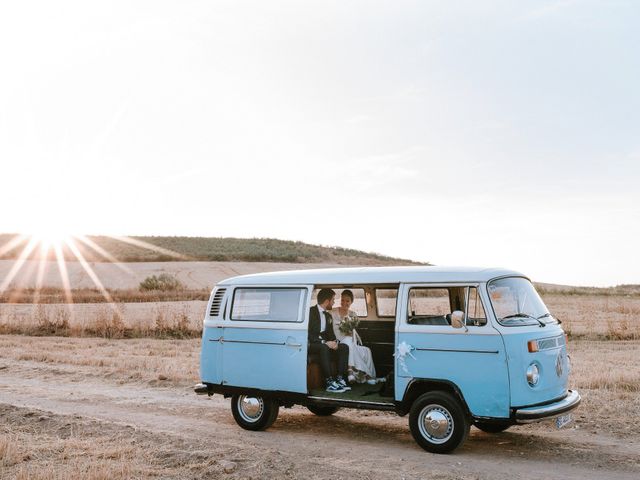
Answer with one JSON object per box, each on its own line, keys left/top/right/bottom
{"left": 231, "top": 288, "right": 305, "bottom": 322}
{"left": 375, "top": 289, "right": 397, "bottom": 317}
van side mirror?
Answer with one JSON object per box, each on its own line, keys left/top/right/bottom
{"left": 450, "top": 310, "right": 465, "bottom": 329}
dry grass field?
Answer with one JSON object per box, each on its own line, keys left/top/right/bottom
{"left": 1, "top": 292, "right": 638, "bottom": 340}
{"left": 0, "top": 301, "right": 206, "bottom": 338}
{"left": 1, "top": 260, "right": 639, "bottom": 478}
{"left": 0, "top": 336, "right": 638, "bottom": 479}
{"left": 544, "top": 294, "right": 640, "bottom": 339}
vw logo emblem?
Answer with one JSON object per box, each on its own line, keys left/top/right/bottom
{"left": 556, "top": 352, "right": 564, "bottom": 377}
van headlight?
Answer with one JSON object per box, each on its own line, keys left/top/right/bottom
{"left": 526, "top": 364, "right": 540, "bottom": 386}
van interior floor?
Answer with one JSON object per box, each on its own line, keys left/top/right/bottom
{"left": 309, "top": 382, "right": 394, "bottom": 404}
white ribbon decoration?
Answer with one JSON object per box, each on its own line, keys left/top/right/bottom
{"left": 394, "top": 341, "right": 416, "bottom": 374}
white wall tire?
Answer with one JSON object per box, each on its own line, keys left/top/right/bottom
{"left": 231, "top": 394, "right": 279, "bottom": 431}
{"left": 409, "top": 391, "right": 469, "bottom": 454}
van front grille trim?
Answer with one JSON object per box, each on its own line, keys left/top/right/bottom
{"left": 536, "top": 335, "right": 566, "bottom": 351}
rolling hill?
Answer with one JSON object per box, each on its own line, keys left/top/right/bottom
{"left": 0, "top": 234, "right": 423, "bottom": 265}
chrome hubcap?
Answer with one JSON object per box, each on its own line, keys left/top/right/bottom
{"left": 418, "top": 404, "right": 454, "bottom": 444}
{"left": 237, "top": 396, "right": 264, "bottom": 423}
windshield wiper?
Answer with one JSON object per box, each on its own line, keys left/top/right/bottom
{"left": 537, "top": 312, "right": 561, "bottom": 324}
{"left": 502, "top": 313, "right": 546, "bottom": 327}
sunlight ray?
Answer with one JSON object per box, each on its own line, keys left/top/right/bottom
{"left": 0, "top": 236, "right": 40, "bottom": 293}
{"left": 0, "top": 234, "right": 28, "bottom": 258}
{"left": 8, "top": 255, "right": 39, "bottom": 303}
{"left": 74, "top": 235, "right": 133, "bottom": 274}
{"left": 53, "top": 242, "right": 73, "bottom": 304}
{"left": 66, "top": 238, "right": 115, "bottom": 304}
{"left": 33, "top": 246, "right": 50, "bottom": 304}
{"left": 110, "top": 235, "right": 187, "bottom": 260}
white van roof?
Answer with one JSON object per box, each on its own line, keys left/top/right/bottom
{"left": 217, "top": 266, "right": 525, "bottom": 286}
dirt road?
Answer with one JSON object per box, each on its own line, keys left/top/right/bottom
{"left": 1, "top": 349, "right": 638, "bottom": 479}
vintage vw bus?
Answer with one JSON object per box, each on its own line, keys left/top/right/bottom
{"left": 195, "top": 266, "right": 580, "bottom": 453}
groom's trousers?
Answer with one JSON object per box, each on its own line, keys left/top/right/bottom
{"left": 308, "top": 342, "right": 349, "bottom": 380}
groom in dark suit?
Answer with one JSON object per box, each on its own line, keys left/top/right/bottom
{"left": 308, "top": 288, "right": 350, "bottom": 393}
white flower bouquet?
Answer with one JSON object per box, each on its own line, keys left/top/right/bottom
{"left": 338, "top": 313, "right": 360, "bottom": 336}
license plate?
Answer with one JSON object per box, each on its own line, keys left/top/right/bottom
{"left": 555, "top": 413, "right": 572, "bottom": 429}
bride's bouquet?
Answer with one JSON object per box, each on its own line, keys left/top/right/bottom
{"left": 338, "top": 313, "right": 360, "bottom": 336}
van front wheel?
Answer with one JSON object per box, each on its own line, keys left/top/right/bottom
{"left": 231, "top": 394, "right": 279, "bottom": 431}
{"left": 409, "top": 391, "right": 470, "bottom": 454}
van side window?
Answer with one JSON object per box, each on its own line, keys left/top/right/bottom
{"left": 376, "top": 289, "right": 397, "bottom": 317}
{"left": 231, "top": 288, "right": 305, "bottom": 322}
{"left": 466, "top": 287, "right": 487, "bottom": 326}
{"left": 408, "top": 288, "right": 452, "bottom": 325}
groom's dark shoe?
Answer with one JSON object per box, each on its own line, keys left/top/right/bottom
{"left": 325, "top": 378, "right": 346, "bottom": 393}
{"left": 336, "top": 376, "right": 351, "bottom": 391}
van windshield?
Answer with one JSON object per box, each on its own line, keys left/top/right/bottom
{"left": 488, "top": 277, "right": 555, "bottom": 326}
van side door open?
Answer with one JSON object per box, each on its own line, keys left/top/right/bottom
{"left": 220, "top": 286, "right": 309, "bottom": 393}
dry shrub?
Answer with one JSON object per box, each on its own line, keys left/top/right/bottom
{"left": 0, "top": 306, "right": 72, "bottom": 336}
{"left": 90, "top": 306, "right": 126, "bottom": 339}
{"left": 153, "top": 306, "right": 195, "bottom": 339}
{"left": 139, "top": 273, "right": 184, "bottom": 292}
{"left": 604, "top": 317, "right": 637, "bottom": 340}
{"left": 0, "top": 311, "right": 19, "bottom": 335}
{"left": 34, "top": 305, "right": 70, "bottom": 336}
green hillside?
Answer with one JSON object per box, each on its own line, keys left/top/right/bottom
{"left": 0, "top": 234, "right": 423, "bottom": 265}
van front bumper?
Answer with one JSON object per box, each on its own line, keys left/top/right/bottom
{"left": 514, "top": 390, "right": 581, "bottom": 424}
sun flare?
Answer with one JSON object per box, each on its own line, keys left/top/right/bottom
{"left": 0, "top": 232, "right": 184, "bottom": 305}
{"left": 30, "top": 230, "right": 72, "bottom": 251}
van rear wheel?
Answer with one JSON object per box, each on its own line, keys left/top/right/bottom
{"left": 231, "top": 394, "right": 279, "bottom": 431}
{"left": 409, "top": 391, "right": 470, "bottom": 454}
{"left": 307, "top": 405, "right": 340, "bottom": 416}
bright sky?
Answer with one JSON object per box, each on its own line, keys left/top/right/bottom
{"left": 1, "top": 1, "right": 638, "bottom": 287}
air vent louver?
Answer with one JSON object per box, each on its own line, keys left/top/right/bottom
{"left": 209, "top": 288, "right": 226, "bottom": 317}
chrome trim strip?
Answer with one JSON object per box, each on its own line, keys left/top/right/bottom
{"left": 222, "top": 339, "right": 286, "bottom": 346}
{"left": 514, "top": 390, "right": 581, "bottom": 423}
{"left": 203, "top": 321, "right": 308, "bottom": 330}
{"left": 397, "top": 327, "right": 501, "bottom": 336}
{"left": 415, "top": 348, "right": 499, "bottom": 354}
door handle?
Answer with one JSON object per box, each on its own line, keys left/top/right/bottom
{"left": 286, "top": 337, "right": 302, "bottom": 348}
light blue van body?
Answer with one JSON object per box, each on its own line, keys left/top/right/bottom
{"left": 198, "top": 266, "right": 579, "bottom": 428}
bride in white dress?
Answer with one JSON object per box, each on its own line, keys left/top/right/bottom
{"left": 331, "top": 290, "right": 376, "bottom": 383}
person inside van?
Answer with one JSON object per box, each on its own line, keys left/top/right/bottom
{"left": 308, "top": 288, "right": 351, "bottom": 393}
{"left": 330, "top": 289, "right": 377, "bottom": 384}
